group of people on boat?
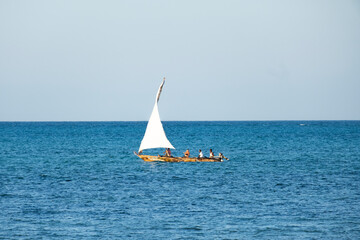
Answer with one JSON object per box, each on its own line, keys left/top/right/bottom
{"left": 137, "top": 148, "right": 228, "bottom": 161}
{"left": 192, "top": 149, "right": 223, "bottom": 159}
{"left": 162, "top": 148, "right": 226, "bottom": 159}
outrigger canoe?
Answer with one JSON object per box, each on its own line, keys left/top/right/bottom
{"left": 134, "top": 77, "right": 228, "bottom": 163}
{"left": 134, "top": 152, "right": 225, "bottom": 162}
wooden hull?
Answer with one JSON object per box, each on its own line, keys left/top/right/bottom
{"left": 134, "top": 153, "right": 223, "bottom": 162}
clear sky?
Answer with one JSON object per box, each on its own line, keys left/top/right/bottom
{"left": 1, "top": 0, "right": 359, "bottom": 121}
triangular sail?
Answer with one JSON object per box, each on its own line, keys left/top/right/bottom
{"left": 139, "top": 79, "right": 175, "bottom": 152}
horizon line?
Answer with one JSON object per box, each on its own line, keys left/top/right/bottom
{"left": 1, "top": 120, "right": 359, "bottom": 122}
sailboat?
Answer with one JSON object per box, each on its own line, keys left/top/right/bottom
{"left": 134, "top": 77, "right": 226, "bottom": 162}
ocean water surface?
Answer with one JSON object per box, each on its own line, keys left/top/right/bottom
{"left": 0, "top": 121, "right": 359, "bottom": 239}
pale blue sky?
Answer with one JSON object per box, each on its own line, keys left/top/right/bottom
{"left": 1, "top": 0, "right": 359, "bottom": 121}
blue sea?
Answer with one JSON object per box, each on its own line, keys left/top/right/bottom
{"left": 0, "top": 121, "right": 359, "bottom": 239}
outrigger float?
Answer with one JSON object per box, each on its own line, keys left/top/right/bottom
{"left": 134, "top": 77, "right": 228, "bottom": 163}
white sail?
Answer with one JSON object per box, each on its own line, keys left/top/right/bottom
{"left": 138, "top": 79, "right": 175, "bottom": 152}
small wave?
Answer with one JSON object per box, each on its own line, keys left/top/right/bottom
{"left": 182, "top": 226, "right": 202, "bottom": 231}
{"left": 0, "top": 193, "right": 14, "bottom": 198}
{"left": 171, "top": 176, "right": 188, "bottom": 181}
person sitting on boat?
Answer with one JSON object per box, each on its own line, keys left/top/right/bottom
{"left": 209, "top": 149, "right": 214, "bottom": 158}
{"left": 168, "top": 148, "right": 172, "bottom": 157}
{"left": 219, "top": 152, "right": 229, "bottom": 160}
{"left": 198, "top": 149, "right": 204, "bottom": 158}
{"left": 183, "top": 149, "right": 190, "bottom": 157}
{"left": 164, "top": 148, "right": 172, "bottom": 157}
